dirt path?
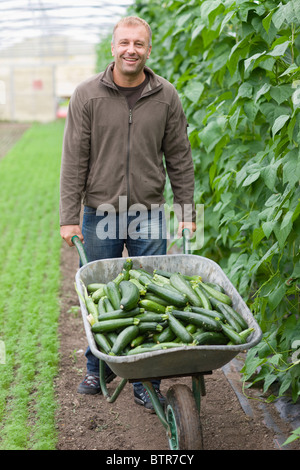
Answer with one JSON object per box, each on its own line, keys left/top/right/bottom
{"left": 55, "top": 242, "right": 299, "bottom": 451}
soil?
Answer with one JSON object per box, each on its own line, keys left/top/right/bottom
{"left": 55, "top": 242, "right": 300, "bottom": 451}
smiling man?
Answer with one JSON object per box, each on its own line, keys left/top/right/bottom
{"left": 59, "top": 16, "right": 196, "bottom": 411}
{"left": 111, "top": 17, "right": 152, "bottom": 86}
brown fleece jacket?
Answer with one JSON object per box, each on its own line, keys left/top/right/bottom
{"left": 59, "top": 62, "right": 195, "bottom": 225}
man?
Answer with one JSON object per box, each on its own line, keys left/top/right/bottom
{"left": 59, "top": 16, "right": 196, "bottom": 411}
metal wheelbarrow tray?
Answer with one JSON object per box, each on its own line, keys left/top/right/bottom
{"left": 75, "top": 253, "right": 262, "bottom": 381}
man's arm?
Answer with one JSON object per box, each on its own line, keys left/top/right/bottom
{"left": 162, "top": 87, "right": 196, "bottom": 234}
{"left": 59, "top": 87, "right": 91, "bottom": 244}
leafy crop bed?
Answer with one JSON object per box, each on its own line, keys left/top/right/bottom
{"left": 0, "top": 121, "right": 65, "bottom": 449}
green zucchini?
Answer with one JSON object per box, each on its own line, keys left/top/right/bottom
{"left": 170, "top": 273, "right": 202, "bottom": 307}
{"left": 193, "top": 331, "right": 228, "bottom": 346}
{"left": 239, "top": 327, "right": 254, "bottom": 343}
{"left": 153, "top": 273, "right": 171, "bottom": 285}
{"left": 126, "top": 346, "right": 153, "bottom": 355}
{"left": 133, "top": 341, "right": 157, "bottom": 349}
{"left": 185, "top": 323, "right": 197, "bottom": 334}
{"left": 168, "top": 313, "right": 194, "bottom": 343}
{"left": 85, "top": 295, "right": 98, "bottom": 323}
{"left": 213, "top": 300, "right": 248, "bottom": 330}
{"left": 130, "top": 334, "right": 146, "bottom": 348}
{"left": 91, "top": 317, "right": 140, "bottom": 333}
{"left": 136, "top": 312, "right": 169, "bottom": 322}
{"left": 129, "top": 269, "right": 152, "bottom": 284}
{"left": 139, "top": 299, "right": 166, "bottom": 314}
{"left": 77, "top": 281, "right": 99, "bottom": 323}
{"left": 139, "top": 274, "right": 155, "bottom": 286}
{"left": 119, "top": 258, "right": 133, "bottom": 282}
{"left": 97, "top": 307, "right": 143, "bottom": 321}
{"left": 102, "top": 296, "right": 115, "bottom": 312}
{"left": 119, "top": 280, "right": 140, "bottom": 311}
{"left": 105, "top": 281, "right": 121, "bottom": 310}
{"left": 154, "top": 269, "right": 201, "bottom": 283}
{"left": 205, "top": 282, "right": 225, "bottom": 292}
{"left": 106, "top": 331, "right": 118, "bottom": 344}
{"left": 228, "top": 305, "right": 248, "bottom": 330}
{"left": 127, "top": 342, "right": 183, "bottom": 355}
{"left": 138, "top": 322, "right": 164, "bottom": 333}
{"left": 220, "top": 323, "right": 243, "bottom": 344}
{"left": 189, "top": 306, "right": 225, "bottom": 322}
{"left": 146, "top": 282, "right": 187, "bottom": 308}
{"left": 122, "top": 258, "right": 133, "bottom": 272}
{"left": 91, "top": 284, "right": 106, "bottom": 302}
{"left": 192, "top": 284, "right": 212, "bottom": 310}
{"left": 136, "top": 267, "right": 153, "bottom": 276}
{"left": 112, "top": 271, "right": 126, "bottom": 285}
{"left": 110, "top": 325, "right": 140, "bottom": 356}
{"left": 98, "top": 296, "right": 108, "bottom": 316}
{"left": 200, "top": 281, "right": 232, "bottom": 305}
{"left": 129, "top": 278, "right": 147, "bottom": 295}
{"left": 87, "top": 282, "right": 105, "bottom": 293}
{"left": 226, "top": 327, "right": 254, "bottom": 345}
{"left": 152, "top": 279, "right": 187, "bottom": 293}
{"left": 143, "top": 293, "right": 170, "bottom": 307}
{"left": 169, "top": 308, "right": 222, "bottom": 332}
{"left": 151, "top": 341, "right": 186, "bottom": 349}
{"left": 93, "top": 333, "right": 112, "bottom": 354}
{"left": 155, "top": 326, "right": 176, "bottom": 343}
{"left": 153, "top": 269, "right": 172, "bottom": 278}
{"left": 213, "top": 302, "right": 242, "bottom": 332}
{"left": 183, "top": 274, "right": 202, "bottom": 282}
{"left": 151, "top": 280, "right": 179, "bottom": 293}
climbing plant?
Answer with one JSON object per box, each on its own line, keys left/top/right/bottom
{"left": 122, "top": 0, "right": 300, "bottom": 402}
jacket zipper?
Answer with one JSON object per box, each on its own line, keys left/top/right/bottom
{"left": 126, "top": 108, "right": 133, "bottom": 209}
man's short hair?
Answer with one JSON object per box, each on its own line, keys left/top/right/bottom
{"left": 112, "top": 16, "right": 152, "bottom": 47}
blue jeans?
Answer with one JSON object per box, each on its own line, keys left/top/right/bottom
{"left": 81, "top": 204, "right": 167, "bottom": 262}
{"left": 82, "top": 205, "right": 167, "bottom": 389}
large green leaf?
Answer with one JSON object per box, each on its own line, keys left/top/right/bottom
{"left": 283, "top": 149, "right": 300, "bottom": 186}
{"left": 272, "top": 114, "right": 290, "bottom": 136}
{"left": 184, "top": 81, "right": 204, "bottom": 102}
{"left": 270, "top": 84, "right": 293, "bottom": 104}
{"left": 267, "top": 40, "right": 290, "bottom": 57}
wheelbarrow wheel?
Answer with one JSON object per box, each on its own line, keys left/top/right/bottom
{"left": 165, "top": 384, "right": 203, "bottom": 450}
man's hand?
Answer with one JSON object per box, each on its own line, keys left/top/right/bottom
{"left": 177, "top": 221, "right": 196, "bottom": 239}
{"left": 60, "top": 225, "right": 84, "bottom": 247}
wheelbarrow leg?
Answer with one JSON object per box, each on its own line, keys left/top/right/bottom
{"left": 143, "top": 381, "right": 169, "bottom": 431}
{"left": 192, "top": 374, "right": 206, "bottom": 414}
{"left": 99, "top": 359, "right": 127, "bottom": 403}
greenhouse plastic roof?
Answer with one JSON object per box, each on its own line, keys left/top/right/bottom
{"left": 0, "top": 0, "right": 134, "bottom": 52}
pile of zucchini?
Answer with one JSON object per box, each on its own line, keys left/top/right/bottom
{"left": 79, "top": 258, "right": 254, "bottom": 357}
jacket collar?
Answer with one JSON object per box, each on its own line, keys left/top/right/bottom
{"left": 99, "top": 62, "right": 163, "bottom": 96}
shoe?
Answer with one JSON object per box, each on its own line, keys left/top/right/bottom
{"left": 77, "top": 369, "right": 116, "bottom": 395}
{"left": 133, "top": 384, "right": 166, "bottom": 412}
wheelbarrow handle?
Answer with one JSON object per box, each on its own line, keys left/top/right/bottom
{"left": 71, "top": 228, "right": 190, "bottom": 265}
{"left": 71, "top": 235, "right": 89, "bottom": 266}
{"left": 182, "top": 228, "right": 191, "bottom": 255}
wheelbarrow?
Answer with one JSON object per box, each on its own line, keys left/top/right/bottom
{"left": 72, "top": 231, "right": 262, "bottom": 450}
